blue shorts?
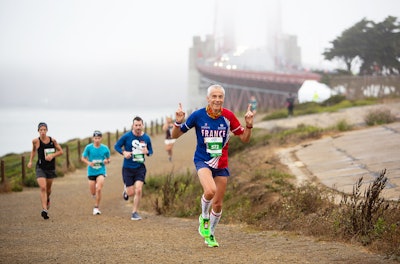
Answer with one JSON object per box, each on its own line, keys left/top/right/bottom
{"left": 194, "top": 161, "right": 230, "bottom": 177}
{"left": 36, "top": 167, "right": 57, "bottom": 179}
{"left": 122, "top": 165, "right": 146, "bottom": 187}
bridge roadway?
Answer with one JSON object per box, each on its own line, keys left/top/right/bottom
{"left": 254, "top": 102, "right": 400, "bottom": 201}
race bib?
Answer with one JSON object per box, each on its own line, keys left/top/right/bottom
{"left": 44, "top": 148, "right": 55, "bottom": 158}
{"left": 132, "top": 139, "right": 146, "bottom": 163}
{"left": 205, "top": 137, "right": 223, "bottom": 157}
{"left": 132, "top": 154, "right": 145, "bottom": 163}
{"left": 92, "top": 159, "right": 102, "bottom": 169}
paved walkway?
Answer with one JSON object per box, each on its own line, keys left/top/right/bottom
{"left": 255, "top": 102, "right": 400, "bottom": 201}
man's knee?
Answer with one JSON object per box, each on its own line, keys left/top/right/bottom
{"left": 204, "top": 187, "right": 216, "bottom": 200}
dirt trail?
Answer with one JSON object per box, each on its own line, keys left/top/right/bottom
{"left": 0, "top": 125, "right": 394, "bottom": 263}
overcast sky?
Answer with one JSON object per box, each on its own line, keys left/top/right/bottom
{"left": 0, "top": 0, "right": 399, "bottom": 109}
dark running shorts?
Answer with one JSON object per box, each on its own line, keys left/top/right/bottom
{"left": 194, "top": 161, "right": 230, "bottom": 177}
{"left": 122, "top": 165, "right": 146, "bottom": 187}
{"left": 88, "top": 175, "right": 106, "bottom": 181}
{"left": 36, "top": 167, "right": 57, "bottom": 179}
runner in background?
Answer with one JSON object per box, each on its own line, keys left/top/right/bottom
{"left": 286, "top": 93, "right": 296, "bottom": 117}
{"left": 27, "top": 122, "right": 63, "bottom": 220}
{"left": 249, "top": 95, "right": 257, "bottom": 115}
{"left": 81, "top": 130, "right": 111, "bottom": 216}
{"left": 114, "top": 116, "right": 153, "bottom": 220}
{"left": 162, "top": 116, "right": 176, "bottom": 162}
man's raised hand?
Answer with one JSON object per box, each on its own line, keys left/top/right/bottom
{"left": 175, "top": 103, "right": 185, "bottom": 123}
{"left": 245, "top": 103, "right": 254, "bottom": 125}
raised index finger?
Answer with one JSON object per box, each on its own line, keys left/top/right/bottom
{"left": 247, "top": 103, "right": 252, "bottom": 112}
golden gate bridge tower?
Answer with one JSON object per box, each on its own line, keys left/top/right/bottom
{"left": 187, "top": 0, "right": 320, "bottom": 112}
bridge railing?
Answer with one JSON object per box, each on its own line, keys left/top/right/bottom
{"left": 330, "top": 75, "right": 400, "bottom": 100}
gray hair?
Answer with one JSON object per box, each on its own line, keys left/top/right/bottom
{"left": 207, "top": 84, "right": 225, "bottom": 96}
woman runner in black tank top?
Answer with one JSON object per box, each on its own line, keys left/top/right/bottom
{"left": 37, "top": 137, "right": 56, "bottom": 170}
{"left": 27, "top": 122, "right": 63, "bottom": 220}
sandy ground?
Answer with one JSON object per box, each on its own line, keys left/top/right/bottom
{"left": 0, "top": 118, "right": 396, "bottom": 264}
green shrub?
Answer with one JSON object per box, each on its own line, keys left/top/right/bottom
{"left": 338, "top": 170, "right": 390, "bottom": 243}
{"left": 262, "top": 110, "right": 288, "bottom": 120}
{"left": 228, "top": 128, "right": 269, "bottom": 155}
{"left": 23, "top": 174, "right": 38, "bottom": 187}
{"left": 277, "top": 124, "right": 322, "bottom": 144}
{"left": 11, "top": 178, "right": 23, "bottom": 192}
{"left": 150, "top": 171, "right": 201, "bottom": 217}
{"left": 329, "top": 100, "right": 354, "bottom": 110}
{"left": 321, "top": 95, "right": 346, "bottom": 106}
{"left": 364, "top": 108, "right": 396, "bottom": 126}
{"left": 336, "top": 119, "right": 352, "bottom": 131}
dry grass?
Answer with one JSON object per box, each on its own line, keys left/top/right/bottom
{"left": 143, "top": 126, "right": 400, "bottom": 259}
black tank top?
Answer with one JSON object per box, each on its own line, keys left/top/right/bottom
{"left": 37, "top": 137, "right": 56, "bottom": 170}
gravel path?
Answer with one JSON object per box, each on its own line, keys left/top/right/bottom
{"left": 0, "top": 117, "right": 395, "bottom": 264}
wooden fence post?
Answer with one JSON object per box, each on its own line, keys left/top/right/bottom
{"left": 77, "top": 140, "right": 81, "bottom": 162}
{"left": 65, "top": 145, "right": 70, "bottom": 169}
{"left": 21, "top": 156, "right": 26, "bottom": 185}
{"left": 1, "top": 160, "right": 4, "bottom": 183}
{"left": 107, "top": 132, "right": 111, "bottom": 149}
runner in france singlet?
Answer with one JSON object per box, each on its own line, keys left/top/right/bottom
{"left": 180, "top": 108, "right": 244, "bottom": 169}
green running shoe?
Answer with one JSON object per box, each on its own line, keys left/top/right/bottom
{"left": 198, "top": 215, "right": 210, "bottom": 238}
{"left": 205, "top": 235, "right": 219, "bottom": 247}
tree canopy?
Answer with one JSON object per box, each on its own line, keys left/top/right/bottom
{"left": 323, "top": 16, "right": 400, "bottom": 75}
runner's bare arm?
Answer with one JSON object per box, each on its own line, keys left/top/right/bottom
{"left": 27, "top": 138, "right": 38, "bottom": 168}
{"left": 171, "top": 103, "right": 185, "bottom": 139}
{"left": 238, "top": 104, "right": 254, "bottom": 143}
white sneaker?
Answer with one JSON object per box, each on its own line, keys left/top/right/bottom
{"left": 93, "top": 207, "right": 101, "bottom": 215}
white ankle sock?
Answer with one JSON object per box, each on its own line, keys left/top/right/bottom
{"left": 210, "top": 209, "right": 222, "bottom": 235}
{"left": 201, "top": 194, "right": 211, "bottom": 219}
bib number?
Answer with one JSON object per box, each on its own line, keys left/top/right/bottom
{"left": 205, "top": 137, "right": 223, "bottom": 157}
{"left": 92, "top": 159, "right": 102, "bottom": 169}
{"left": 44, "top": 148, "right": 55, "bottom": 158}
{"left": 132, "top": 154, "right": 145, "bottom": 163}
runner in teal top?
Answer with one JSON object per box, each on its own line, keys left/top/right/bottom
{"left": 81, "top": 130, "right": 111, "bottom": 216}
{"left": 82, "top": 140, "right": 110, "bottom": 177}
